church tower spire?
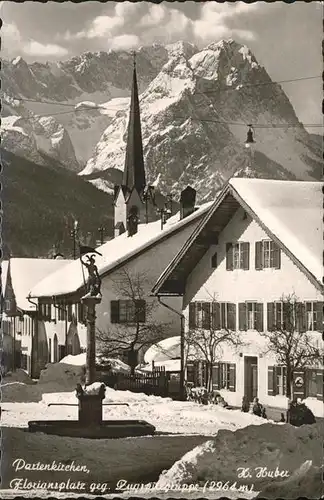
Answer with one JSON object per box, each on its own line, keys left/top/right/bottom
{"left": 122, "top": 53, "right": 146, "bottom": 194}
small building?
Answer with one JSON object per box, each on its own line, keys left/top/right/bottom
{"left": 152, "top": 178, "right": 323, "bottom": 416}
{"left": 29, "top": 202, "right": 210, "bottom": 373}
{"left": 2, "top": 257, "right": 73, "bottom": 377}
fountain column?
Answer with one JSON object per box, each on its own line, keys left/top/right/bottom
{"left": 82, "top": 294, "right": 102, "bottom": 385}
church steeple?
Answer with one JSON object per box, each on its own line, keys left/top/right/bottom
{"left": 122, "top": 53, "right": 146, "bottom": 194}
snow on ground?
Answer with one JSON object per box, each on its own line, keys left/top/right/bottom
{"left": 155, "top": 420, "right": 323, "bottom": 494}
{"left": 60, "top": 353, "right": 131, "bottom": 373}
{"left": 1, "top": 385, "right": 271, "bottom": 435}
{"left": 88, "top": 178, "right": 114, "bottom": 194}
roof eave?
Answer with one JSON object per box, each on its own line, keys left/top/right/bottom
{"left": 151, "top": 182, "right": 232, "bottom": 295}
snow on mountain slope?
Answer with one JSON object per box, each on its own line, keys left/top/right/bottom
{"left": 1, "top": 97, "right": 80, "bottom": 171}
{"left": 82, "top": 39, "right": 321, "bottom": 201}
{"left": 3, "top": 45, "right": 187, "bottom": 165}
{"left": 3, "top": 40, "right": 321, "bottom": 199}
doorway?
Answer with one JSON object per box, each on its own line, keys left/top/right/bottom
{"left": 244, "top": 356, "right": 258, "bottom": 401}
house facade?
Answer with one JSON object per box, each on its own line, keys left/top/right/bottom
{"left": 2, "top": 258, "right": 73, "bottom": 377}
{"left": 29, "top": 203, "right": 210, "bottom": 372}
{"left": 153, "top": 178, "right": 323, "bottom": 416}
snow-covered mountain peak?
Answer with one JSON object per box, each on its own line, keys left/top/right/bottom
{"left": 12, "top": 55, "right": 25, "bottom": 66}
{"left": 166, "top": 41, "right": 198, "bottom": 60}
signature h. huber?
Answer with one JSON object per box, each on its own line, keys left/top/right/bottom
{"left": 237, "top": 466, "right": 290, "bottom": 480}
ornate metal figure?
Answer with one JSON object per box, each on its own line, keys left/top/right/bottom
{"left": 81, "top": 254, "right": 102, "bottom": 296}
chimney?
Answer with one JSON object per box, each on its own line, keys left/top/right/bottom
{"left": 127, "top": 206, "right": 139, "bottom": 237}
{"left": 180, "top": 186, "right": 196, "bottom": 220}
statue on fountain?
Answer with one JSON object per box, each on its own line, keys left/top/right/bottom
{"left": 81, "top": 254, "right": 102, "bottom": 297}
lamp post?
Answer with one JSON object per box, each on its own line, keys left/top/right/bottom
{"left": 98, "top": 226, "right": 105, "bottom": 245}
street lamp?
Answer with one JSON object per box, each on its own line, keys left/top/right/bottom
{"left": 98, "top": 226, "right": 105, "bottom": 245}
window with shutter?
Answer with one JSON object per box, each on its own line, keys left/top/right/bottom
{"left": 316, "top": 302, "right": 323, "bottom": 332}
{"left": 202, "top": 302, "right": 211, "bottom": 329}
{"left": 229, "top": 364, "right": 236, "bottom": 391}
{"left": 275, "top": 366, "right": 286, "bottom": 395}
{"left": 306, "top": 369, "right": 318, "bottom": 398}
{"left": 226, "top": 243, "right": 233, "bottom": 270}
{"left": 297, "top": 302, "right": 306, "bottom": 333}
{"left": 110, "top": 300, "right": 120, "bottom": 324}
{"left": 135, "top": 300, "right": 146, "bottom": 323}
{"left": 227, "top": 303, "right": 236, "bottom": 330}
{"left": 220, "top": 302, "right": 227, "bottom": 329}
{"left": 195, "top": 302, "right": 203, "bottom": 328}
{"left": 271, "top": 243, "right": 281, "bottom": 269}
{"left": 211, "top": 302, "right": 220, "bottom": 330}
{"left": 186, "top": 363, "right": 195, "bottom": 384}
{"left": 211, "top": 252, "right": 218, "bottom": 268}
{"left": 189, "top": 303, "right": 196, "bottom": 329}
{"left": 316, "top": 370, "right": 323, "bottom": 401}
{"left": 58, "top": 303, "right": 66, "bottom": 321}
{"left": 247, "top": 302, "right": 255, "bottom": 329}
{"left": 239, "top": 303, "right": 247, "bottom": 331}
{"left": 267, "top": 303, "right": 275, "bottom": 331}
{"left": 255, "top": 303, "right": 264, "bottom": 332}
{"left": 282, "top": 302, "right": 291, "bottom": 331}
{"left": 267, "top": 366, "right": 275, "bottom": 395}
{"left": 255, "top": 241, "right": 263, "bottom": 270}
{"left": 212, "top": 363, "right": 220, "bottom": 390}
{"left": 275, "top": 302, "right": 283, "bottom": 330}
{"left": 241, "top": 242, "right": 250, "bottom": 270}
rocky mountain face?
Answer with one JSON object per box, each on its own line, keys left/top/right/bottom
{"left": 1, "top": 95, "right": 80, "bottom": 171}
{"left": 3, "top": 43, "right": 196, "bottom": 166}
{"left": 81, "top": 40, "right": 321, "bottom": 201}
{"left": 3, "top": 40, "right": 321, "bottom": 202}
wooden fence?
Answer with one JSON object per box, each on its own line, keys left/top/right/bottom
{"left": 97, "top": 366, "right": 180, "bottom": 398}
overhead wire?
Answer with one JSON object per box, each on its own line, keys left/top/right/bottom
{"left": 6, "top": 73, "right": 322, "bottom": 127}
{"left": 192, "top": 75, "right": 321, "bottom": 95}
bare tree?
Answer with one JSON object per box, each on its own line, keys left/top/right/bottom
{"left": 260, "top": 293, "right": 323, "bottom": 399}
{"left": 185, "top": 294, "right": 243, "bottom": 391}
{"left": 96, "top": 268, "right": 171, "bottom": 375}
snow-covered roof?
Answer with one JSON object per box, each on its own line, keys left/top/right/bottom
{"left": 144, "top": 336, "right": 181, "bottom": 363}
{"left": 9, "top": 258, "right": 74, "bottom": 311}
{"left": 30, "top": 203, "right": 212, "bottom": 298}
{"left": 1, "top": 261, "right": 9, "bottom": 296}
{"left": 153, "top": 179, "right": 323, "bottom": 295}
{"left": 229, "top": 178, "right": 323, "bottom": 284}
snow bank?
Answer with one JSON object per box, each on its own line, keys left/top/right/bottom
{"left": 60, "top": 353, "right": 131, "bottom": 374}
{"left": 38, "top": 362, "right": 85, "bottom": 391}
{"left": 2, "top": 369, "right": 35, "bottom": 385}
{"left": 255, "top": 462, "right": 323, "bottom": 499}
{"left": 156, "top": 422, "right": 323, "bottom": 490}
{"left": 59, "top": 353, "right": 86, "bottom": 366}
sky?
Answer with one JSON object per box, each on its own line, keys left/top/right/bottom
{"left": 1, "top": 1, "right": 322, "bottom": 129}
